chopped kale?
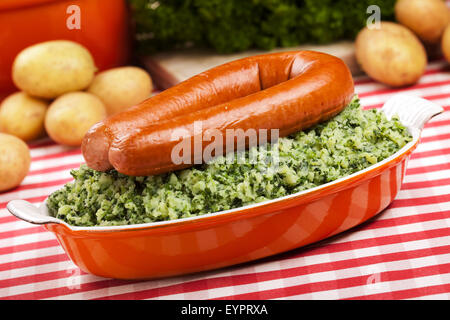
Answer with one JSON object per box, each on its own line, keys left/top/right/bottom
{"left": 47, "top": 96, "right": 412, "bottom": 226}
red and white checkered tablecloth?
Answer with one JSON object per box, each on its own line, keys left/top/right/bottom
{"left": 0, "top": 58, "right": 449, "bottom": 300}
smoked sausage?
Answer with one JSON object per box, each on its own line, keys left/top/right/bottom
{"left": 82, "top": 51, "right": 354, "bottom": 176}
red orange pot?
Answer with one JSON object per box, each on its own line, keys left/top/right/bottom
{"left": 7, "top": 95, "right": 444, "bottom": 280}
{"left": 0, "top": 0, "right": 131, "bottom": 100}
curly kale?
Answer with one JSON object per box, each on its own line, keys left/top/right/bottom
{"left": 128, "top": 0, "right": 396, "bottom": 54}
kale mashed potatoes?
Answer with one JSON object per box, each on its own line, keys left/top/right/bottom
{"left": 47, "top": 97, "right": 412, "bottom": 227}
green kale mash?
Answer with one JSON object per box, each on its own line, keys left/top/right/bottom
{"left": 47, "top": 97, "right": 412, "bottom": 227}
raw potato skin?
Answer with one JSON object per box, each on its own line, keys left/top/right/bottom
{"left": 88, "top": 67, "right": 153, "bottom": 115}
{"left": 45, "top": 92, "right": 106, "bottom": 146}
{"left": 355, "top": 22, "right": 427, "bottom": 87}
{"left": 12, "top": 40, "right": 97, "bottom": 99}
{"left": 0, "top": 133, "right": 31, "bottom": 192}
{"left": 0, "top": 92, "right": 48, "bottom": 141}
{"left": 442, "top": 24, "right": 450, "bottom": 63}
{"left": 395, "top": 0, "right": 450, "bottom": 44}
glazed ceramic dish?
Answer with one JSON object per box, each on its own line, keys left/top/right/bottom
{"left": 7, "top": 94, "right": 443, "bottom": 280}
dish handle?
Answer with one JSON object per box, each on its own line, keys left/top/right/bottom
{"left": 381, "top": 94, "right": 444, "bottom": 130}
{"left": 7, "top": 200, "right": 61, "bottom": 225}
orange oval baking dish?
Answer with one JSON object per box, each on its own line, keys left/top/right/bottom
{"left": 7, "top": 94, "right": 443, "bottom": 280}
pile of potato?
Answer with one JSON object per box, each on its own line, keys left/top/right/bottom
{"left": 0, "top": 40, "right": 153, "bottom": 192}
{"left": 356, "top": 0, "right": 450, "bottom": 87}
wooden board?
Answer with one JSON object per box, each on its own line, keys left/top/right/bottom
{"left": 141, "top": 41, "right": 360, "bottom": 90}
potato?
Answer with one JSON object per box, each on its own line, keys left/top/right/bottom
{"left": 12, "top": 40, "right": 97, "bottom": 99}
{"left": 442, "top": 24, "right": 450, "bottom": 63}
{"left": 0, "top": 92, "right": 48, "bottom": 141}
{"left": 395, "top": 0, "right": 449, "bottom": 44}
{"left": 355, "top": 22, "right": 427, "bottom": 87}
{"left": 45, "top": 92, "right": 106, "bottom": 146}
{"left": 0, "top": 133, "right": 30, "bottom": 192}
{"left": 88, "top": 66, "right": 152, "bottom": 115}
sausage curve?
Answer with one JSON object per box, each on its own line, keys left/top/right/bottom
{"left": 82, "top": 51, "right": 354, "bottom": 176}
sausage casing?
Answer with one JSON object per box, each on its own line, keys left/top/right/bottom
{"left": 82, "top": 51, "right": 354, "bottom": 176}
